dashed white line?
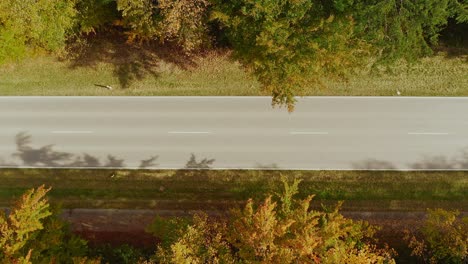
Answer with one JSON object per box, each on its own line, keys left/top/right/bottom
{"left": 408, "top": 132, "right": 450, "bottom": 135}
{"left": 290, "top": 131, "right": 329, "bottom": 135}
{"left": 51, "top": 131, "right": 94, "bottom": 134}
{"left": 168, "top": 131, "right": 212, "bottom": 134}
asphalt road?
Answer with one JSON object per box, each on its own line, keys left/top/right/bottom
{"left": 1, "top": 96, "right": 467, "bottom": 170}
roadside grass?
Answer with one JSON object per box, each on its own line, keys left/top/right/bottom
{"left": 314, "top": 54, "right": 468, "bottom": 96}
{"left": 0, "top": 42, "right": 466, "bottom": 97}
{"left": 0, "top": 169, "right": 466, "bottom": 212}
{"left": 0, "top": 52, "right": 262, "bottom": 96}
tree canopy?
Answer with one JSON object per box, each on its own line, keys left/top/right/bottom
{"left": 0, "top": 185, "right": 95, "bottom": 264}
{"left": 151, "top": 178, "right": 396, "bottom": 263}
{"left": 1, "top": 183, "right": 467, "bottom": 263}
{"left": 0, "top": 0, "right": 466, "bottom": 109}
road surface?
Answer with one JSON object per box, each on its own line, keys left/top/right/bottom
{"left": 1, "top": 96, "right": 467, "bottom": 170}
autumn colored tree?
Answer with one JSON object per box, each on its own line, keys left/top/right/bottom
{"left": 0, "top": 185, "right": 52, "bottom": 263}
{"left": 117, "top": 0, "right": 210, "bottom": 53}
{"left": 0, "top": 186, "right": 97, "bottom": 264}
{"left": 405, "top": 208, "right": 468, "bottom": 264}
{"left": 152, "top": 177, "right": 396, "bottom": 263}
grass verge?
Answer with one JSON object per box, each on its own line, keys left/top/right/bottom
{"left": 0, "top": 169, "right": 466, "bottom": 212}
{"left": 0, "top": 35, "right": 466, "bottom": 97}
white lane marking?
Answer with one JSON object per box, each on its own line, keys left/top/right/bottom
{"left": 168, "top": 131, "right": 212, "bottom": 134}
{"left": 51, "top": 131, "right": 94, "bottom": 134}
{"left": 408, "top": 132, "right": 450, "bottom": 135}
{"left": 290, "top": 131, "right": 329, "bottom": 135}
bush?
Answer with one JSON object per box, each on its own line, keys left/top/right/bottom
{"left": 152, "top": 177, "right": 396, "bottom": 263}
{"left": 405, "top": 208, "right": 468, "bottom": 263}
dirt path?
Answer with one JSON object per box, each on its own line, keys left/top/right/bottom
{"left": 61, "top": 208, "right": 467, "bottom": 248}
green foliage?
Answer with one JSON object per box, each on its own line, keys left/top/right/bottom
{"left": 352, "top": 0, "right": 453, "bottom": 62}
{"left": 448, "top": 0, "right": 468, "bottom": 23}
{"left": 22, "top": 206, "right": 90, "bottom": 264}
{"left": 211, "top": 0, "right": 363, "bottom": 111}
{"left": 275, "top": 175, "right": 301, "bottom": 216}
{"left": 1, "top": 0, "right": 465, "bottom": 104}
{"left": 0, "top": 27, "right": 26, "bottom": 64}
{"left": 91, "top": 244, "right": 147, "bottom": 264}
{"left": 0, "top": 0, "right": 76, "bottom": 63}
{"left": 0, "top": 186, "right": 94, "bottom": 264}
{"left": 211, "top": 0, "right": 460, "bottom": 110}
{"left": 75, "top": 0, "right": 120, "bottom": 34}
{"left": 146, "top": 216, "right": 191, "bottom": 249}
{"left": 117, "top": 0, "right": 159, "bottom": 41}
{"left": 405, "top": 208, "right": 468, "bottom": 264}
{"left": 153, "top": 178, "right": 396, "bottom": 263}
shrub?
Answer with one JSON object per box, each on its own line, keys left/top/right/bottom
{"left": 153, "top": 177, "right": 396, "bottom": 263}
{"left": 405, "top": 208, "right": 468, "bottom": 264}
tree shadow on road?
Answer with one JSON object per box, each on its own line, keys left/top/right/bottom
{"left": 351, "top": 159, "right": 397, "bottom": 170}
{"left": 255, "top": 162, "right": 280, "bottom": 169}
{"left": 1, "top": 132, "right": 159, "bottom": 169}
{"left": 184, "top": 153, "right": 215, "bottom": 169}
{"left": 352, "top": 148, "right": 468, "bottom": 170}
{"left": 168, "top": 153, "right": 217, "bottom": 182}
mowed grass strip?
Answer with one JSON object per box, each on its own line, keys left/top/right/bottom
{"left": 0, "top": 51, "right": 262, "bottom": 96}
{"left": 0, "top": 169, "right": 466, "bottom": 211}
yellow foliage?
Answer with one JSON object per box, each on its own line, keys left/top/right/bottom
{"left": 0, "top": 185, "right": 51, "bottom": 263}
{"left": 155, "top": 178, "right": 396, "bottom": 263}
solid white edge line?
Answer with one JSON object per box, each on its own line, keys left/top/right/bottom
{"left": 1, "top": 96, "right": 468, "bottom": 99}
{"left": 0, "top": 165, "right": 466, "bottom": 171}
{"left": 51, "top": 131, "right": 94, "bottom": 134}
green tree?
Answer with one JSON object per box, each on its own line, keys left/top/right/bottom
{"left": 405, "top": 208, "right": 468, "bottom": 264}
{"left": 351, "top": 0, "right": 454, "bottom": 63}
{"left": 211, "top": 0, "right": 363, "bottom": 111}
{"left": 21, "top": 206, "right": 90, "bottom": 264}
{"left": 0, "top": 0, "right": 76, "bottom": 63}
{"left": 211, "top": 0, "right": 459, "bottom": 111}
{"left": 75, "top": 0, "right": 120, "bottom": 34}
